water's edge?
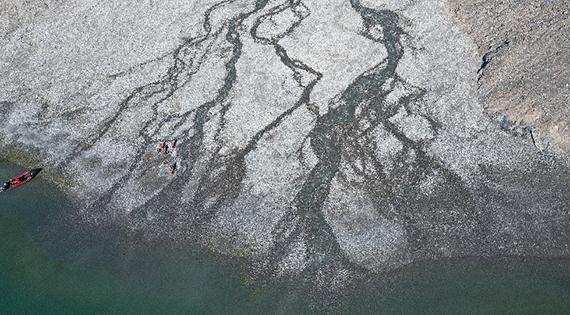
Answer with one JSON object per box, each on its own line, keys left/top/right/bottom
{"left": 2, "top": 160, "right": 570, "bottom": 314}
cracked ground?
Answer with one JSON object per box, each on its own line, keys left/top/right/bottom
{"left": 1, "top": 0, "right": 569, "bottom": 297}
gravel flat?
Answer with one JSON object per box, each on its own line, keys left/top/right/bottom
{"left": 1, "top": 0, "right": 569, "bottom": 296}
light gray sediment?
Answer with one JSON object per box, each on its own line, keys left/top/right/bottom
{"left": 1, "top": 0, "right": 569, "bottom": 303}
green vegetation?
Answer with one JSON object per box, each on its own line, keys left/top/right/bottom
{"left": 0, "top": 148, "right": 42, "bottom": 167}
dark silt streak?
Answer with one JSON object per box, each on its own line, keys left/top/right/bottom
{"left": 187, "top": 0, "right": 319, "bottom": 228}
{"left": 244, "top": 0, "right": 334, "bottom": 276}
{"left": 178, "top": 0, "right": 275, "bottom": 220}
{"left": 277, "top": 2, "right": 408, "bottom": 277}
{"left": 77, "top": 0, "right": 238, "bottom": 219}
{"left": 70, "top": 0, "right": 235, "bottom": 166}
{"left": 261, "top": 0, "right": 482, "bottom": 290}
{"left": 132, "top": 0, "right": 317, "bottom": 237}
{"left": 274, "top": 0, "right": 485, "bottom": 280}
{"left": 126, "top": 0, "right": 274, "bottom": 231}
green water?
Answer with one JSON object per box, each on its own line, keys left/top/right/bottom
{"left": 343, "top": 258, "right": 570, "bottom": 315}
{"left": 1, "top": 160, "right": 570, "bottom": 314}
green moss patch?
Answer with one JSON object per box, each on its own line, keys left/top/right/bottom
{"left": 0, "top": 148, "right": 42, "bottom": 167}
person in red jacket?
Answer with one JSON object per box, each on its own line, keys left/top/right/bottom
{"left": 157, "top": 141, "right": 169, "bottom": 155}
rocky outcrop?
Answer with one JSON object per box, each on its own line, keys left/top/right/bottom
{"left": 449, "top": 0, "right": 570, "bottom": 153}
{"left": 1, "top": 0, "right": 569, "bottom": 297}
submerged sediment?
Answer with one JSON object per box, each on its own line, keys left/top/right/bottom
{"left": 1, "top": 0, "right": 569, "bottom": 300}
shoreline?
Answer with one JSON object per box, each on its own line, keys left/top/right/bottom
{"left": 0, "top": 145, "right": 76, "bottom": 194}
{"left": 1, "top": 158, "right": 570, "bottom": 313}
{"left": 0, "top": 0, "right": 568, "bottom": 301}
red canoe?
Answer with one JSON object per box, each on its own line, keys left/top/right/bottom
{"left": 1, "top": 168, "right": 42, "bottom": 192}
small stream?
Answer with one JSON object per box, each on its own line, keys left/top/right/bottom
{"left": 1, "top": 160, "right": 569, "bottom": 314}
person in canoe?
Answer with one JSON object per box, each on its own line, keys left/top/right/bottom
{"left": 1, "top": 168, "right": 42, "bottom": 192}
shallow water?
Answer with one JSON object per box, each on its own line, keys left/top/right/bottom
{"left": 343, "top": 257, "right": 570, "bottom": 315}
{"left": 1, "top": 160, "right": 570, "bottom": 314}
{"left": 0, "top": 161, "right": 311, "bottom": 314}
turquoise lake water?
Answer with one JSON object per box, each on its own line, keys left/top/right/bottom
{"left": 1, "top": 160, "right": 570, "bottom": 314}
